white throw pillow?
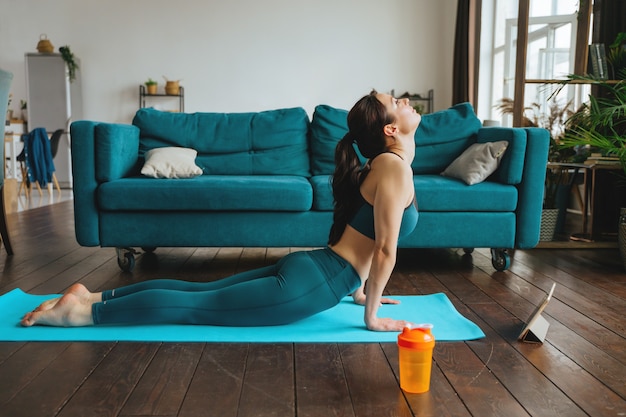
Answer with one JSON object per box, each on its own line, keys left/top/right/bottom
{"left": 441, "top": 141, "right": 508, "bottom": 185}
{"left": 141, "top": 147, "right": 203, "bottom": 179}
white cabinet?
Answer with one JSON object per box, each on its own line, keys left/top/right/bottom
{"left": 25, "top": 53, "right": 82, "bottom": 188}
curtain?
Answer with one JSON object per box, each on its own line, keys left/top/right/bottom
{"left": 452, "top": 0, "right": 481, "bottom": 107}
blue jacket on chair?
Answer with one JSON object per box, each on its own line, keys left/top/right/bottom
{"left": 24, "top": 127, "right": 56, "bottom": 186}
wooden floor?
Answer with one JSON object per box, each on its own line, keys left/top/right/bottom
{"left": 0, "top": 201, "right": 625, "bottom": 417}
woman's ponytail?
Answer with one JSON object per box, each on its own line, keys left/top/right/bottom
{"left": 327, "top": 90, "right": 393, "bottom": 246}
{"left": 328, "top": 133, "right": 362, "bottom": 245}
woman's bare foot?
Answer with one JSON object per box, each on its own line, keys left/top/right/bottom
{"left": 21, "top": 292, "right": 95, "bottom": 327}
{"left": 30, "top": 284, "right": 100, "bottom": 314}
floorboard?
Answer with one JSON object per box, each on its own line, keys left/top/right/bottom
{"left": 178, "top": 343, "right": 247, "bottom": 417}
{"left": 0, "top": 200, "right": 625, "bottom": 417}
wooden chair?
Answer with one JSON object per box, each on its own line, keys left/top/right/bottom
{"left": 17, "top": 128, "right": 63, "bottom": 197}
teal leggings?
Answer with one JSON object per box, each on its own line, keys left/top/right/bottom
{"left": 92, "top": 248, "right": 361, "bottom": 326}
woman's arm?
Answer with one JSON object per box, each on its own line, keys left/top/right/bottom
{"left": 363, "top": 156, "right": 414, "bottom": 331}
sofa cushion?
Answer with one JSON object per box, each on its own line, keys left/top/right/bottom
{"left": 414, "top": 175, "right": 517, "bottom": 212}
{"left": 95, "top": 123, "right": 141, "bottom": 182}
{"left": 413, "top": 102, "right": 482, "bottom": 174}
{"left": 310, "top": 175, "right": 333, "bottom": 211}
{"left": 310, "top": 105, "right": 345, "bottom": 175}
{"left": 98, "top": 176, "right": 313, "bottom": 211}
{"left": 132, "top": 107, "right": 311, "bottom": 176}
{"left": 309, "top": 174, "right": 517, "bottom": 213}
{"left": 310, "top": 103, "right": 482, "bottom": 176}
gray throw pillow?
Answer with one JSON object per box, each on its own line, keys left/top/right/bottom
{"left": 441, "top": 141, "right": 508, "bottom": 185}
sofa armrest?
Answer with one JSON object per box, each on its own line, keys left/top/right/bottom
{"left": 71, "top": 121, "right": 100, "bottom": 246}
{"left": 479, "top": 126, "right": 549, "bottom": 248}
{"left": 70, "top": 121, "right": 140, "bottom": 246}
{"left": 515, "top": 127, "right": 550, "bottom": 248}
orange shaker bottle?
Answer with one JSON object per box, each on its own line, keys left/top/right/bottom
{"left": 397, "top": 324, "right": 435, "bottom": 393}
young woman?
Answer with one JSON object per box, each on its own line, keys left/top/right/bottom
{"left": 21, "top": 90, "right": 421, "bottom": 332}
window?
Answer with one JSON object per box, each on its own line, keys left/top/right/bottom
{"left": 479, "top": 0, "right": 585, "bottom": 125}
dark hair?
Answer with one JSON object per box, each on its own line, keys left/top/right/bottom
{"left": 328, "top": 90, "right": 394, "bottom": 245}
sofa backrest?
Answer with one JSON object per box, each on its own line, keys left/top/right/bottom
{"left": 132, "top": 107, "right": 311, "bottom": 176}
{"left": 309, "top": 104, "right": 364, "bottom": 176}
{"left": 412, "top": 102, "right": 482, "bottom": 174}
{"left": 309, "top": 102, "right": 482, "bottom": 175}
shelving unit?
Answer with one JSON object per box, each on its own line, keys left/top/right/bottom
{"left": 396, "top": 89, "right": 434, "bottom": 114}
{"left": 139, "top": 85, "right": 185, "bottom": 112}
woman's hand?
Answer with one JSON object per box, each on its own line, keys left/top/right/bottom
{"left": 366, "top": 317, "right": 411, "bottom": 332}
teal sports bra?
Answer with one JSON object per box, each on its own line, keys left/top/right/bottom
{"left": 348, "top": 194, "right": 419, "bottom": 240}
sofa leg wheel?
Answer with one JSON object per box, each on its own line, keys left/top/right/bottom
{"left": 490, "top": 248, "right": 510, "bottom": 271}
{"left": 463, "top": 248, "right": 474, "bottom": 254}
{"left": 141, "top": 247, "right": 156, "bottom": 253}
{"left": 116, "top": 247, "right": 136, "bottom": 272}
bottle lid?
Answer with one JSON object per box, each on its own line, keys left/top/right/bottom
{"left": 397, "top": 323, "right": 435, "bottom": 350}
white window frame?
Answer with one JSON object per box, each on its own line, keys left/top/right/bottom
{"left": 480, "top": 5, "right": 583, "bottom": 125}
{"left": 502, "top": 14, "right": 578, "bottom": 112}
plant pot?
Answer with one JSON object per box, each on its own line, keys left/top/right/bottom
{"left": 619, "top": 208, "right": 626, "bottom": 271}
{"left": 540, "top": 208, "right": 560, "bottom": 241}
{"left": 165, "top": 80, "right": 180, "bottom": 95}
{"left": 146, "top": 84, "right": 157, "bottom": 95}
{"left": 36, "top": 34, "right": 54, "bottom": 53}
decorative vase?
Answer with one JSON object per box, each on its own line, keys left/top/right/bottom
{"left": 617, "top": 207, "right": 626, "bottom": 269}
{"left": 540, "top": 208, "right": 559, "bottom": 241}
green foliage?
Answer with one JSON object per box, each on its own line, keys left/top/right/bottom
{"left": 59, "top": 46, "right": 79, "bottom": 83}
{"left": 557, "top": 71, "right": 626, "bottom": 177}
{"left": 608, "top": 32, "right": 626, "bottom": 79}
{"left": 495, "top": 97, "right": 575, "bottom": 162}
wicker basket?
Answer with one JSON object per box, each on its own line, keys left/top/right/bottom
{"left": 539, "top": 208, "right": 559, "bottom": 241}
{"left": 165, "top": 80, "right": 180, "bottom": 95}
{"left": 37, "top": 34, "right": 54, "bottom": 53}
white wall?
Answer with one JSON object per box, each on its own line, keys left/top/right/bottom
{"left": 1, "top": 0, "right": 457, "bottom": 123}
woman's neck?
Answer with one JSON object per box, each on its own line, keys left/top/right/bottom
{"left": 388, "top": 137, "right": 415, "bottom": 162}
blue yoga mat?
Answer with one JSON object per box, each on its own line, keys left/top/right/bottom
{"left": 0, "top": 289, "right": 484, "bottom": 342}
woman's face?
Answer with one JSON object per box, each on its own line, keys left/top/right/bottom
{"left": 375, "top": 93, "right": 421, "bottom": 135}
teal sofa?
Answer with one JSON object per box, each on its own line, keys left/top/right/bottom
{"left": 70, "top": 103, "right": 549, "bottom": 271}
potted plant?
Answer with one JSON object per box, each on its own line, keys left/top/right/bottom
{"left": 607, "top": 32, "right": 626, "bottom": 79}
{"left": 145, "top": 78, "right": 158, "bottom": 95}
{"left": 496, "top": 97, "right": 575, "bottom": 240}
{"left": 557, "top": 69, "right": 626, "bottom": 267}
{"left": 20, "top": 100, "right": 27, "bottom": 121}
{"left": 163, "top": 76, "right": 181, "bottom": 95}
{"left": 59, "top": 45, "right": 79, "bottom": 83}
